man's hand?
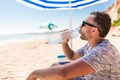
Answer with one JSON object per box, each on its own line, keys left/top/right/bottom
{"left": 26, "top": 70, "right": 40, "bottom": 80}
{"left": 60, "top": 29, "right": 70, "bottom": 44}
{"left": 26, "top": 69, "right": 46, "bottom": 80}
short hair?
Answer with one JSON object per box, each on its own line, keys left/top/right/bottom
{"left": 90, "top": 11, "right": 111, "bottom": 37}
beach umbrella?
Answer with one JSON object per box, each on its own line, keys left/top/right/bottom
{"left": 16, "top": 0, "right": 109, "bottom": 46}
{"left": 16, "top": 0, "right": 108, "bottom": 10}
{"left": 16, "top": 0, "right": 109, "bottom": 28}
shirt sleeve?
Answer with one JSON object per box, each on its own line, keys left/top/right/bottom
{"left": 80, "top": 46, "right": 114, "bottom": 72}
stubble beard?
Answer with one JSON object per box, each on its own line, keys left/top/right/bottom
{"left": 80, "top": 33, "right": 87, "bottom": 40}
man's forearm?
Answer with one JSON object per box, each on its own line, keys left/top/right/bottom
{"left": 62, "top": 43, "right": 74, "bottom": 60}
{"left": 26, "top": 65, "right": 67, "bottom": 80}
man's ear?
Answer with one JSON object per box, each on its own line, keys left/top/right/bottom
{"left": 91, "top": 28, "right": 95, "bottom": 32}
{"left": 91, "top": 28, "right": 98, "bottom": 33}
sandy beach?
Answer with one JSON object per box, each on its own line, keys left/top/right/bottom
{"left": 0, "top": 30, "right": 120, "bottom": 80}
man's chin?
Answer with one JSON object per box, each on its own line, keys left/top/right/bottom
{"left": 80, "top": 36, "right": 87, "bottom": 40}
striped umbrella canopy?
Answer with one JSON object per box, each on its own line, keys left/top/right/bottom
{"left": 16, "top": 0, "right": 109, "bottom": 28}
{"left": 16, "top": 0, "right": 108, "bottom": 10}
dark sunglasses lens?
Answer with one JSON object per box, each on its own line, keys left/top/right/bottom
{"left": 82, "top": 21, "right": 85, "bottom": 26}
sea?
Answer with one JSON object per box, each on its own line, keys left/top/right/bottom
{"left": 0, "top": 31, "right": 59, "bottom": 42}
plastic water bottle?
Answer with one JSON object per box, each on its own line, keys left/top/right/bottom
{"left": 57, "top": 53, "right": 70, "bottom": 65}
{"left": 47, "top": 28, "right": 80, "bottom": 44}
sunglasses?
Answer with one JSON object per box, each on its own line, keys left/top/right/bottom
{"left": 81, "top": 21, "right": 101, "bottom": 32}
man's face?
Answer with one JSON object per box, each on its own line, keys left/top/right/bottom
{"left": 80, "top": 15, "right": 98, "bottom": 40}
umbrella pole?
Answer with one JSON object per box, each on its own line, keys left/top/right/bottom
{"left": 69, "top": 0, "right": 73, "bottom": 48}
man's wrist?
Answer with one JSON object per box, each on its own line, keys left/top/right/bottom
{"left": 62, "top": 42, "right": 68, "bottom": 45}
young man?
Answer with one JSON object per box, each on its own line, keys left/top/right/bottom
{"left": 26, "top": 12, "right": 120, "bottom": 80}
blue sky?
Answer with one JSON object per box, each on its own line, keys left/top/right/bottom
{"left": 0, "top": 0, "right": 115, "bottom": 35}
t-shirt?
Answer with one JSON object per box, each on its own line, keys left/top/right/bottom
{"left": 75, "top": 39, "right": 120, "bottom": 80}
